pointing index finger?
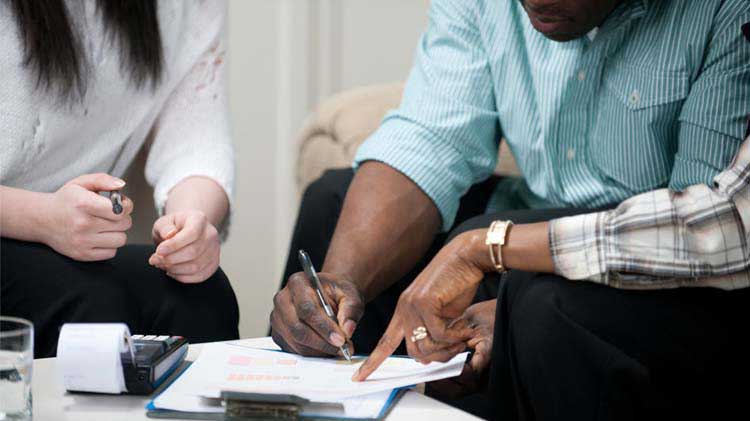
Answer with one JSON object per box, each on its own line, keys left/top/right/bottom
{"left": 352, "top": 317, "right": 402, "bottom": 382}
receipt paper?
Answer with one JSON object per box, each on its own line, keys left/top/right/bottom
{"left": 57, "top": 323, "right": 134, "bottom": 394}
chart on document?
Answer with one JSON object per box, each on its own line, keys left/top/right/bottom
{"left": 196, "top": 342, "right": 468, "bottom": 401}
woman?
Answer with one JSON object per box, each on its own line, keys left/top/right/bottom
{"left": 0, "top": 0, "right": 238, "bottom": 357}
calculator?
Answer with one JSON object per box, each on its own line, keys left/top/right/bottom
{"left": 120, "top": 335, "right": 189, "bottom": 395}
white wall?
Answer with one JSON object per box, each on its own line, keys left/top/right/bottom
{"left": 129, "top": 0, "right": 430, "bottom": 339}
{"left": 221, "top": 0, "right": 284, "bottom": 338}
{"left": 225, "top": 0, "right": 430, "bottom": 338}
{"left": 337, "top": 0, "right": 429, "bottom": 90}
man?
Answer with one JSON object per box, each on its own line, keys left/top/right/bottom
{"left": 272, "top": 0, "right": 750, "bottom": 418}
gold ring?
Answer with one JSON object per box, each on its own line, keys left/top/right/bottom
{"left": 410, "top": 326, "right": 428, "bottom": 342}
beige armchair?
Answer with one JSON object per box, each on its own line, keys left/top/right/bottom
{"left": 295, "top": 82, "right": 519, "bottom": 192}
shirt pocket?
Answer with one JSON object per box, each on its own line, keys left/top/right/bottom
{"left": 588, "top": 65, "right": 689, "bottom": 194}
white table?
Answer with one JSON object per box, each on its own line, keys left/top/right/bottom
{"left": 32, "top": 339, "right": 480, "bottom": 421}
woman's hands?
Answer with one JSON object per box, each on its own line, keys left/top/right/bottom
{"left": 149, "top": 210, "right": 220, "bottom": 283}
{"left": 41, "top": 173, "right": 133, "bottom": 261}
{"left": 353, "top": 229, "right": 493, "bottom": 381}
{"left": 148, "top": 176, "right": 229, "bottom": 284}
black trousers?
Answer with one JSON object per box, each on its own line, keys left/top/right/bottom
{"left": 284, "top": 169, "right": 750, "bottom": 420}
{"left": 456, "top": 213, "right": 750, "bottom": 421}
{"left": 1, "top": 239, "right": 240, "bottom": 358}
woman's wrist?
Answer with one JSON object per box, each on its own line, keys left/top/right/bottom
{"left": 456, "top": 221, "right": 554, "bottom": 274}
{"left": 0, "top": 187, "right": 54, "bottom": 244}
{"left": 455, "top": 229, "right": 497, "bottom": 274}
{"left": 164, "top": 176, "right": 229, "bottom": 229}
{"left": 30, "top": 193, "right": 55, "bottom": 243}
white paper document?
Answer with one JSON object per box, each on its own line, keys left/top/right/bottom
{"left": 154, "top": 385, "right": 399, "bottom": 420}
{"left": 204, "top": 343, "right": 467, "bottom": 401}
{"left": 57, "top": 323, "right": 134, "bottom": 394}
{"left": 151, "top": 339, "right": 467, "bottom": 418}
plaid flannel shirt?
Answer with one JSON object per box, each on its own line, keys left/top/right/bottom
{"left": 550, "top": 21, "right": 750, "bottom": 289}
{"left": 550, "top": 130, "right": 750, "bottom": 290}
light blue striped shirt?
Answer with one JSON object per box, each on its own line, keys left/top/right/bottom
{"left": 355, "top": 0, "right": 750, "bottom": 231}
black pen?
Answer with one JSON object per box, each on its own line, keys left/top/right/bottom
{"left": 109, "top": 190, "right": 123, "bottom": 215}
{"left": 298, "top": 250, "right": 353, "bottom": 362}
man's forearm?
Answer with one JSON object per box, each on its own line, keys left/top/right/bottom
{"left": 322, "top": 162, "right": 441, "bottom": 301}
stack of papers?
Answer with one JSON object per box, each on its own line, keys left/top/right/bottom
{"left": 149, "top": 337, "right": 467, "bottom": 420}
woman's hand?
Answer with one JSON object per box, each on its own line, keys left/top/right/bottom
{"left": 150, "top": 210, "right": 220, "bottom": 283}
{"left": 42, "top": 173, "right": 133, "bottom": 261}
{"left": 353, "top": 229, "right": 493, "bottom": 381}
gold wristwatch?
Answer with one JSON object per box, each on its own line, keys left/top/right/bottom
{"left": 485, "top": 220, "right": 513, "bottom": 273}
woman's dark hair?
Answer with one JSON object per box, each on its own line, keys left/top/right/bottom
{"left": 9, "top": 0, "right": 163, "bottom": 101}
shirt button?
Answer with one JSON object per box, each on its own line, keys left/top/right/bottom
{"left": 577, "top": 70, "right": 586, "bottom": 81}
{"left": 566, "top": 148, "right": 576, "bottom": 160}
{"left": 629, "top": 90, "right": 640, "bottom": 106}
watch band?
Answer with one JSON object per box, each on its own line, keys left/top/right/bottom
{"left": 485, "top": 220, "right": 513, "bottom": 273}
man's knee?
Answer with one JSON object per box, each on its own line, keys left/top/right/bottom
{"left": 301, "top": 168, "right": 354, "bottom": 210}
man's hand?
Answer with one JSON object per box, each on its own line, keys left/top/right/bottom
{"left": 352, "top": 230, "right": 491, "bottom": 381}
{"left": 460, "top": 299, "right": 495, "bottom": 373}
{"left": 149, "top": 210, "right": 220, "bottom": 283}
{"left": 270, "top": 272, "right": 364, "bottom": 357}
{"left": 42, "top": 173, "right": 133, "bottom": 261}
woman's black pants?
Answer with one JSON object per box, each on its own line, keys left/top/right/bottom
{"left": 283, "top": 169, "right": 750, "bottom": 420}
{"left": 1, "top": 239, "right": 240, "bottom": 358}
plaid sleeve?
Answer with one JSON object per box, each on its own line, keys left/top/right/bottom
{"left": 549, "top": 134, "right": 750, "bottom": 290}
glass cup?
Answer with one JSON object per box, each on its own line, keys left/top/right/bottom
{"left": 0, "top": 316, "right": 33, "bottom": 421}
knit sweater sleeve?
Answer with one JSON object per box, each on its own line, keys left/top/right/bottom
{"left": 144, "top": 1, "right": 234, "bottom": 234}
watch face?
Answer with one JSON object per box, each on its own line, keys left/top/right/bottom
{"left": 486, "top": 221, "right": 509, "bottom": 244}
{"left": 486, "top": 230, "right": 505, "bottom": 244}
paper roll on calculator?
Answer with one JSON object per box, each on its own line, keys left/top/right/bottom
{"left": 56, "top": 323, "right": 188, "bottom": 395}
{"left": 57, "top": 323, "right": 133, "bottom": 394}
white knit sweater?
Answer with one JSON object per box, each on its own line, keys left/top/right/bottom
{"left": 0, "top": 0, "right": 234, "bottom": 214}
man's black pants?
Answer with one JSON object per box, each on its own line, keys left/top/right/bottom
{"left": 1, "top": 239, "right": 240, "bottom": 358}
{"left": 283, "top": 169, "right": 750, "bottom": 420}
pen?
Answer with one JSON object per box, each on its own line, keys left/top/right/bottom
{"left": 110, "top": 190, "right": 123, "bottom": 215}
{"left": 298, "top": 250, "right": 352, "bottom": 362}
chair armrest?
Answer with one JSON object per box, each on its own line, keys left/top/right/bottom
{"left": 295, "top": 83, "right": 520, "bottom": 192}
{"left": 296, "top": 83, "right": 404, "bottom": 191}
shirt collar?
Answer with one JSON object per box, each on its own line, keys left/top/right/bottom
{"left": 586, "top": 27, "right": 599, "bottom": 41}
{"left": 629, "top": 0, "right": 649, "bottom": 19}
{"left": 597, "top": 0, "right": 649, "bottom": 37}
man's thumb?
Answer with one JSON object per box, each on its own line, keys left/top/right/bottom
{"left": 71, "top": 173, "right": 126, "bottom": 192}
{"left": 469, "top": 339, "right": 491, "bottom": 372}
